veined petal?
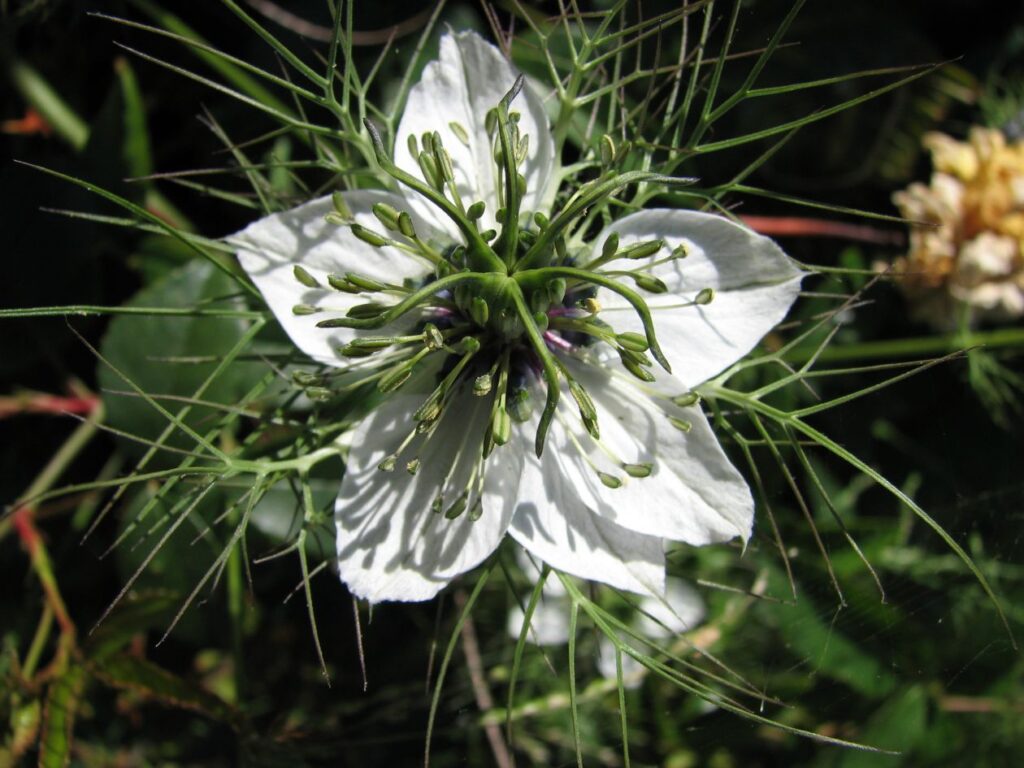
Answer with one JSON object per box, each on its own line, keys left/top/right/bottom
{"left": 508, "top": 420, "right": 666, "bottom": 596}
{"left": 595, "top": 210, "right": 804, "bottom": 387}
{"left": 335, "top": 390, "right": 521, "bottom": 603}
{"left": 541, "top": 359, "right": 754, "bottom": 546}
{"left": 395, "top": 30, "right": 556, "bottom": 235}
{"left": 230, "top": 191, "right": 436, "bottom": 365}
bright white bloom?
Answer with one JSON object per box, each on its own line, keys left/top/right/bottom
{"left": 230, "top": 31, "right": 802, "bottom": 604}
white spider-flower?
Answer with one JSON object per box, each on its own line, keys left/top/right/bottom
{"left": 230, "top": 31, "right": 803, "bottom": 603}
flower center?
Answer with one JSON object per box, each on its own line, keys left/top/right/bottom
{"left": 297, "top": 79, "right": 708, "bottom": 464}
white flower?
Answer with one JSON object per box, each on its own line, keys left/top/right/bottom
{"left": 229, "top": 31, "right": 803, "bottom": 604}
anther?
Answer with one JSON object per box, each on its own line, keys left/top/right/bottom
{"left": 598, "top": 472, "right": 623, "bottom": 489}
{"left": 695, "top": 287, "right": 715, "bottom": 305}
{"left": 292, "top": 304, "right": 319, "bottom": 315}
{"left": 372, "top": 202, "right": 401, "bottom": 231}
{"left": 449, "top": 120, "right": 470, "bottom": 146}
{"left": 672, "top": 392, "right": 701, "bottom": 407}
{"left": 293, "top": 264, "right": 320, "bottom": 288}
{"left": 669, "top": 417, "right": 693, "bottom": 433}
{"left": 377, "top": 455, "right": 397, "bottom": 472}
{"left": 350, "top": 223, "right": 389, "bottom": 248}
{"left": 616, "top": 332, "right": 649, "bottom": 352}
{"left": 622, "top": 463, "right": 653, "bottom": 478}
{"left": 600, "top": 134, "right": 616, "bottom": 166}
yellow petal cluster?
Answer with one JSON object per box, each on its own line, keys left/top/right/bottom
{"left": 889, "top": 127, "right": 1024, "bottom": 326}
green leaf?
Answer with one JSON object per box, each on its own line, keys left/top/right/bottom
{"left": 767, "top": 569, "right": 896, "bottom": 698}
{"left": 85, "top": 590, "right": 180, "bottom": 662}
{"left": 98, "top": 260, "right": 263, "bottom": 460}
{"left": 38, "top": 665, "right": 87, "bottom": 768}
{"left": 89, "top": 653, "right": 240, "bottom": 726}
{"left": 835, "top": 686, "right": 928, "bottom": 768}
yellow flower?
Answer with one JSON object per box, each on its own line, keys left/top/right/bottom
{"left": 889, "top": 127, "right": 1024, "bottom": 327}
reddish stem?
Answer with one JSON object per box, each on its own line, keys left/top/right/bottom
{"left": 740, "top": 215, "right": 904, "bottom": 246}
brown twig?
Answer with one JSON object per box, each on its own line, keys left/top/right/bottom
{"left": 454, "top": 589, "right": 514, "bottom": 768}
{"left": 243, "top": 0, "right": 436, "bottom": 46}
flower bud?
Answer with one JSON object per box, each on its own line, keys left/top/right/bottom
{"left": 467, "top": 201, "right": 486, "bottom": 220}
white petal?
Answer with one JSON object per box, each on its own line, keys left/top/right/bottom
{"left": 507, "top": 422, "right": 666, "bottom": 596}
{"left": 395, "top": 30, "right": 556, "bottom": 235}
{"left": 506, "top": 595, "right": 571, "bottom": 646}
{"left": 596, "top": 636, "right": 646, "bottom": 688}
{"left": 595, "top": 210, "right": 804, "bottom": 387}
{"left": 636, "top": 578, "right": 706, "bottom": 638}
{"left": 335, "top": 390, "right": 521, "bottom": 602}
{"left": 230, "top": 191, "right": 436, "bottom": 365}
{"left": 548, "top": 360, "right": 754, "bottom": 546}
